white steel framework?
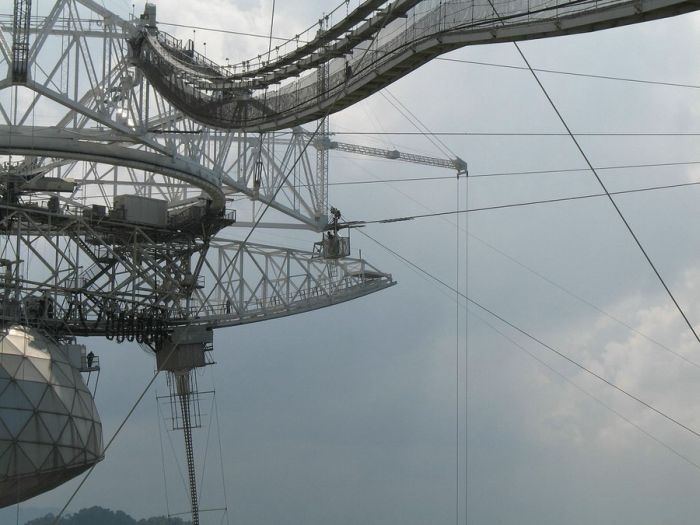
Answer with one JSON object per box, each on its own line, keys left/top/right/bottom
{"left": 4, "top": 0, "right": 690, "bottom": 519}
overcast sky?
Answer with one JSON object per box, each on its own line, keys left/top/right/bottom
{"left": 6, "top": 1, "right": 700, "bottom": 524}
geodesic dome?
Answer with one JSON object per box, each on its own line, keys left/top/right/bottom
{"left": 0, "top": 326, "right": 103, "bottom": 507}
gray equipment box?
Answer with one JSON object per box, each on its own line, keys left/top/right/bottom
{"left": 156, "top": 326, "right": 213, "bottom": 372}
{"left": 113, "top": 194, "right": 168, "bottom": 226}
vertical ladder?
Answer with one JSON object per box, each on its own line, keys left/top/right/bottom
{"left": 176, "top": 372, "right": 200, "bottom": 525}
{"left": 12, "top": 0, "right": 32, "bottom": 83}
{"left": 315, "top": 17, "right": 330, "bottom": 220}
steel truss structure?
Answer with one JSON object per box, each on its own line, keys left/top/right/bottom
{"left": 131, "top": 0, "right": 700, "bottom": 131}
{"left": 0, "top": 203, "right": 392, "bottom": 339}
{"left": 3, "top": 0, "right": 698, "bottom": 521}
{"left": 0, "top": 0, "right": 397, "bottom": 343}
{"left": 0, "top": 0, "right": 333, "bottom": 229}
{"left": 0, "top": 1, "right": 398, "bottom": 519}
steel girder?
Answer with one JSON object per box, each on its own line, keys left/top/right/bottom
{"left": 0, "top": 205, "right": 394, "bottom": 337}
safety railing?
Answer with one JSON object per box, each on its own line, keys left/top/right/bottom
{"left": 135, "top": 0, "right": 662, "bottom": 130}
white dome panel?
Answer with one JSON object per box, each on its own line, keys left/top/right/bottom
{"left": 0, "top": 326, "right": 103, "bottom": 508}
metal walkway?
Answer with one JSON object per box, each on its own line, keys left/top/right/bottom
{"left": 131, "top": 0, "right": 700, "bottom": 132}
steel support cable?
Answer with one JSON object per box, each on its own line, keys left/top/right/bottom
{"left": 331, "top": 170, "right": 686, "bottom": 186}
{"left": 158, "top": 22, "right": 297, "bottom": 42}
{"left": 435, "top": 56, "right": 700, "bottom": 91}
{"left": 358, "top": 229, "right": 700, "bottom": 442}
{"left": 380, "top": 89, "right": 456, "bottom": 161}
{"left": 466, "top": 229, "right": 700, "bottom": 372}
{"left": 212, "top": 390, "right": 231, "bottom": 525}
{"left": 455, "top": 175, "right": 460, "bottom": 525}
{"left": 383, "top": 89, "right": 459, "bottom": 159}
{"left": 252, "top": 0, "right": 278, "bottom": 222}
{"left": 332, "top": 131, "right": 700, "bottom": 136}
{"left": 463, "top": 0, "right": 700, "bottom": 350}
{"left": 470, "top": 309, "right": 700, "bottom": 474}
{"left": 343, "top": 178, "right": 700, "bottom": 223}
{"left": 462, "top": 165, "right": 469, "bottom": 525}
{"left": 370, "top": 34, "right": 475, "bottom": 521}
{"left": 509, "top": 41, "right": 700, "bottom": 349}
{"left": 157, "top": 21, "right": 700, "bottom": 92}
{"left": 51, "top": 370, "right": 161, "bottom": 525}
{"left": 159, "top": 396, "right": 191, "bottom": 497}
{"left": 474, "top": 295, "right": 700, "bottom": 440}
{"left": 156, "top": 400, "right": 172, "bottom": 519}
{"left": 326, "top": 159, "right": 700, "bottom": 186}
{"left": 348, "top": 165, "right": 700, "bottom": 396}
{"left": 266, "top": 0, "right": 276, "bottom": 63}
{"left": 469, "top": 160, "right": 700, "bottom": 178}
{"left": 197, "top": 394, "right": 218, "bottom": 506}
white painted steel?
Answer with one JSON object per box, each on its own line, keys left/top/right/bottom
{"left": 0, "top": 326, "right": 103, "bottom": 508}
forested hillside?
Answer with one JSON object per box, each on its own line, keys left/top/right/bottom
{"left": 25, "top": 506, "right": 191, "bottom": 525}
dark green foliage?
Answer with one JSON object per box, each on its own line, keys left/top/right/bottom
{"left": 137, "top": 517, "right": 191, "bottom": 525}
{"left": 25, "top": 506, "right": 191, "bottom": 525}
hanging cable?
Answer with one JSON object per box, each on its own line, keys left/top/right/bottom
{"left": 320, "top": 160, "right": 700, "bottom": 186}
{"left": 331, "top": 131, "right": 700, "bottom": 136}
{"left": 455, "top": 170, "right": 460, "bottom": 525}
{"left": 358, "top": 229, "right": 700, "bottom": 442}
{"left": 380, "top": 89, "right": 456, "bottom": 160}
{"left": 266, "top": 0, "right": 277, "bottom": 64}
{"left": 341, "top": 178, "right": 700, "bottom": 224}
{"left": 213, "top": 391, "right": 231, "bottom": 525}
{"left": 435, "top": 56, "right": 700, "bottom": 90}
{"left": 158, "top": 22, "right": 298, "bottom": 42}
{"left": 51, "top": 370, "right": 161, "bottom": 525}
{"left": 252, "top": 0, "right": 278, "bottom": 216}
{"left": 467, "top": 231, "right": 700, "bottom": 372}
{"left": 197, "top": 394, "right": 217, "bottom": 506}
{"left": 507, "top": 39, "right": 700, "bottom": 348}
{"left": 468, "top": 160, "right": 700, "bottom": 179}
{"left": 157, "top": 399, "right": 172, "bottom": 519}
{"left": 463, "top": 162, "right": 469, "bottom": 525}
{"left": 156, "top": 22, "right": 700, "bottom": 91}
{"left": 344, "top": 154, "right": 700, "bottom": 374}
{"left": 470, "top": 309, "right": 700, "bottom": 474}
{"left": 468, "top": 0, "right": 700, "bottom": 351}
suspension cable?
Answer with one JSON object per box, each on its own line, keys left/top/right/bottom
{"left": 51, "top": 371, "right": 161, "bottom": 525}
{"left": 358, "top": 229, "right": 700, "bottom": 442}
{"left": 509, "top": 39, "right": 700, "bottom": 348}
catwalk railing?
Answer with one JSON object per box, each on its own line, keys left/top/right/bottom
{"left": 132, "top": 0, "right": 700, "bottom": 131}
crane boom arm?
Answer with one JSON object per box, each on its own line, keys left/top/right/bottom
{"left": 310, "top": 133, "right": 467, "bottom": 175}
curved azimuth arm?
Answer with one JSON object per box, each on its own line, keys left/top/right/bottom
{"left": 130, "top": 0, "right": 699, "bottom": 132}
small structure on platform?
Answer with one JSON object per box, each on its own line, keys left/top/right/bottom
{"left": 314, "top": 207, "right": 350, "bottom": 259}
